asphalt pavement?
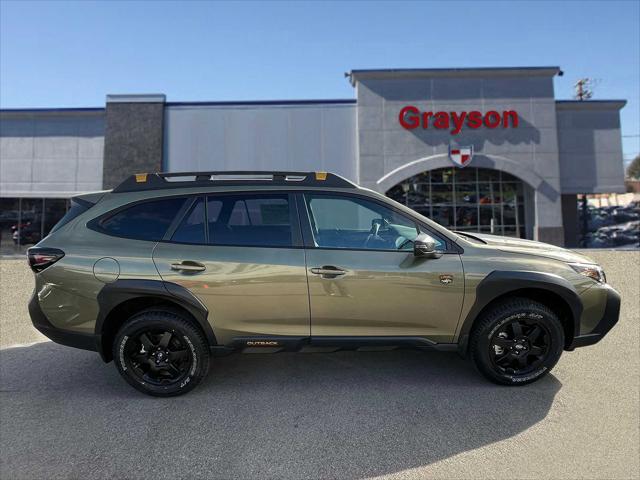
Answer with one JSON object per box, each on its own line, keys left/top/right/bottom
{"left": 0, "top": 251, "right": 638, "bottom": 479}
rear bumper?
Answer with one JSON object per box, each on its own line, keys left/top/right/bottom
{"left": 568, "top": 285, "right": 621, "bottom": 349}
{"left": 29, "top": 292, "right": 101, "bottom": 352}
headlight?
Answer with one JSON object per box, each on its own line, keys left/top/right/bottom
{"left": 569, "top": 263, "right": 606, "bottom": 284}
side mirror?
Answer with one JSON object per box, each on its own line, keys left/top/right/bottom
{"left": 413, "top": 233, "right": 443, "bottom": 259}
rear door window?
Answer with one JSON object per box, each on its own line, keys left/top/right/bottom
{"left": 98, "top": 197, "right": 186, "bottom": 241}
{"left": 207, "top": 194, "right": 293, "bottom": 247}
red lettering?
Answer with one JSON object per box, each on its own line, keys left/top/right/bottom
{"left": 399, "top": 106, "right": 420, "bottom": 129}
{"left": 503, "top": 110, "right": 519, "bottom": 128}
{"left": 450, "top": 111, "right": 467, "bottom": 135}
{"left": 433, "top": 111, "right": 449, "bottom": 129}
{"left": 421, "top": 111, "right": 433, "bottom": 128}
{"left": 399, "top": 107, "right": 519, "bottom": 132}
{"left": 484, "top": 110, "right": 501, "bottom": 128}
{"left": 466, "top": 111, "right": 482, "bottom": 129}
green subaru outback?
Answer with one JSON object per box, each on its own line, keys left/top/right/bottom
{"left": 27, "top": 171, "right": 620, "bottom": 396}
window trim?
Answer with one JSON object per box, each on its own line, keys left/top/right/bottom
{"left": 164, "top": 196, "right": 208, "bottom": 245}
{"left": 296, "top": 191, "right": 461, "bottom": 254}
{"left": 87, "top": 195, "right": 189, "bottom": 242}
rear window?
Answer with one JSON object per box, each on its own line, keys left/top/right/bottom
{"left": 49, "top": 199, "right": 89, "bottom": 234}
{"left": 98, "top": 197, "right": 186, "bottom": 241}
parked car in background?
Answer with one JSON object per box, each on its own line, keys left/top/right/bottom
{"left": 579, "top": 201, "right": 640, "bottom": 248}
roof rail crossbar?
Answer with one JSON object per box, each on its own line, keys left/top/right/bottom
{"left": 112, "top": 171, "right": 356, "bottom": 192}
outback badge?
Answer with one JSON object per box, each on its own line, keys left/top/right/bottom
{"left": 440, "top": 274, "right": 454, "bottom": 285}
{"left": 246, "top": 340, "right": 280, "bottom": 347}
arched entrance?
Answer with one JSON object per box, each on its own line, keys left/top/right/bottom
{"left": 386, "top": 167, "right": 529, "bottom": 238}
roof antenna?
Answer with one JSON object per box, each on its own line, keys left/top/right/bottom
{"left": 574, "top": 78, "right": 596, "bottom": 101}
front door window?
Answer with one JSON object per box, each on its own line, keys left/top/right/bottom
{"left": 304, "top": 194, "right": 431, "bottom": 251}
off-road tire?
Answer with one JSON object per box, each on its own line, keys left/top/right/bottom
{"left": 470, "top": 297, "right": 564, "bottom": 386}
{"left": 113, "top": 309, "right": 210, "bottom": 397}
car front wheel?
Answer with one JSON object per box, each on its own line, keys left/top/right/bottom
{"left": 470, "top": 298, "right": 564, "bottom": 385}
{"left": 113, "top": 309, "right": 210, "bottom": 397}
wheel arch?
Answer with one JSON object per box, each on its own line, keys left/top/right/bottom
{"left": 96, "top": 279, "right": 216, "bottom": 362}
{"left": 457, "top": 271, "right": 582, "bottom": 355}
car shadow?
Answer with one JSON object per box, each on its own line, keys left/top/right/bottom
{"left": 0, "top": 341, "right": 561, "bottom": 479}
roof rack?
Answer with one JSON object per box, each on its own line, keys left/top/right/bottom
{"left": 112, "top": 171, "right": 357, "bottom": 193}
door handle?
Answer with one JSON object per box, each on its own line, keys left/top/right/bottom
{"left": 310, "top": 266, "right": 347, "bottom": 277}
{"left": 170, "top": 261, "right": 206, "bottom": 272}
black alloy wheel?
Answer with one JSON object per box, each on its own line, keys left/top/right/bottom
{"left": 113, "top": 309, "right": 210, "bottom": 396}
{"left": 489, "top": 319, "right": 550, "bottom": 376}
{"left": 124, "top": 329, "right": 193, "bottom": 387}
{"left": 470, "top": 298, "right": 564, "bottom": 385}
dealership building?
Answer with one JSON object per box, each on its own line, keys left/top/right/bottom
{"left": 0, "top": 66, "right": 627, "bottom": 251}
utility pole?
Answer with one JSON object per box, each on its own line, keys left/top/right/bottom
{"left": 574, "top": 78, "right": 594, "bottom": 101}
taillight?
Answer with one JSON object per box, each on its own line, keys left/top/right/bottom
{"left": 27, "top": 248, "right": 65, "bottom": 273}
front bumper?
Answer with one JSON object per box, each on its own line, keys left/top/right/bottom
{"left": 29, "top": 292, "right": 101, "bottom": 352}
{"left": 568, "top": 285, "right": 621, "bottom": 349}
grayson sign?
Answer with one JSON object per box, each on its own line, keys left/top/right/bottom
{"left": 398, "top": 106, "right": 519, "bottom": 134}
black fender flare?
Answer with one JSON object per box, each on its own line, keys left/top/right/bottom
{"left": 456, "top": 270, "right": 582, "bottom": 355}
{"left": 96, "top": 279, "right": 217, "bottom": 358}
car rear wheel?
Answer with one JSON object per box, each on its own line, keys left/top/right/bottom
{"left": 113, "top": 309, "right": 210, "bottom": 397}
{"left": 470, "top": 298, "right": 564, "bottom": 385}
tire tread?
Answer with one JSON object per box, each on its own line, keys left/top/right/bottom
{"left": 112, "top": 308, "right": 210, "bottom": 397}
{"left": 469, "top": 297, "right": 564, "bottom": 386}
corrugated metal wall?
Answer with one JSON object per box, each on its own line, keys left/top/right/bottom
{"left": 164, "top": 103, "right": 358, "bottom": 181}
{"left": 0, "top": 111, "right": 104, "bottom": 197}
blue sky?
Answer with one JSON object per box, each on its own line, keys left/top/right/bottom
{"left": 1, "top": 0, "right": 638, "bottom": 163}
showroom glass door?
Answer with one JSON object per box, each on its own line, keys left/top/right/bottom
{"left": 386, "top": 167, "right": 526, "bottom": 238}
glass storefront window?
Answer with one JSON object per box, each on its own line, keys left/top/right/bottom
{"left": 386, "top": 167, "right": 527, "bottom": 238}
{"left": 17, "top": 199, "right": 44, "bottom": 246}
{"left": 431, "top": 184, "right": 453, "bottom": 205}
{"left": 409, "top": 172, "right": 430, "bottom": 183}
{"left": 455, "top": 168, "right": 477, "bottom": 183}
{"left": 456, "top": 206, "right": 478, "bottom": 227}
{"left": 455, "top": 184, "right": 476, "bottom": 204}
{"left": 0, "top": 197, "right": 70, "bottom": 255}
{"left": 478, "top": 183, "right": 496, "bottom": 204}
{"left": 479, "top": 205, "right": 499, "bottom": 225}
{"left": 431, "top": 168, "right": 454, "bottom": 183}
{"left": 0, "top": 198, "right": 21, "bottom": 254}
{"left": 478, "top": 169, "right": 501, "bottom": 182}
{"left": 431, "top": 206, "right": 454, "bottom": 226}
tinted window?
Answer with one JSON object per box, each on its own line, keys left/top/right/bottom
{"left": 305, "top": 194, "right": 437, "bottom": 251}
{"left": 99, "top": 197, "right": 186, "bottom": 241}
{"left": 171, "top": 198, "right": 205, "bottom": 244}
{"left": 207, "top": 194, "right": 292, "bottom": 247}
